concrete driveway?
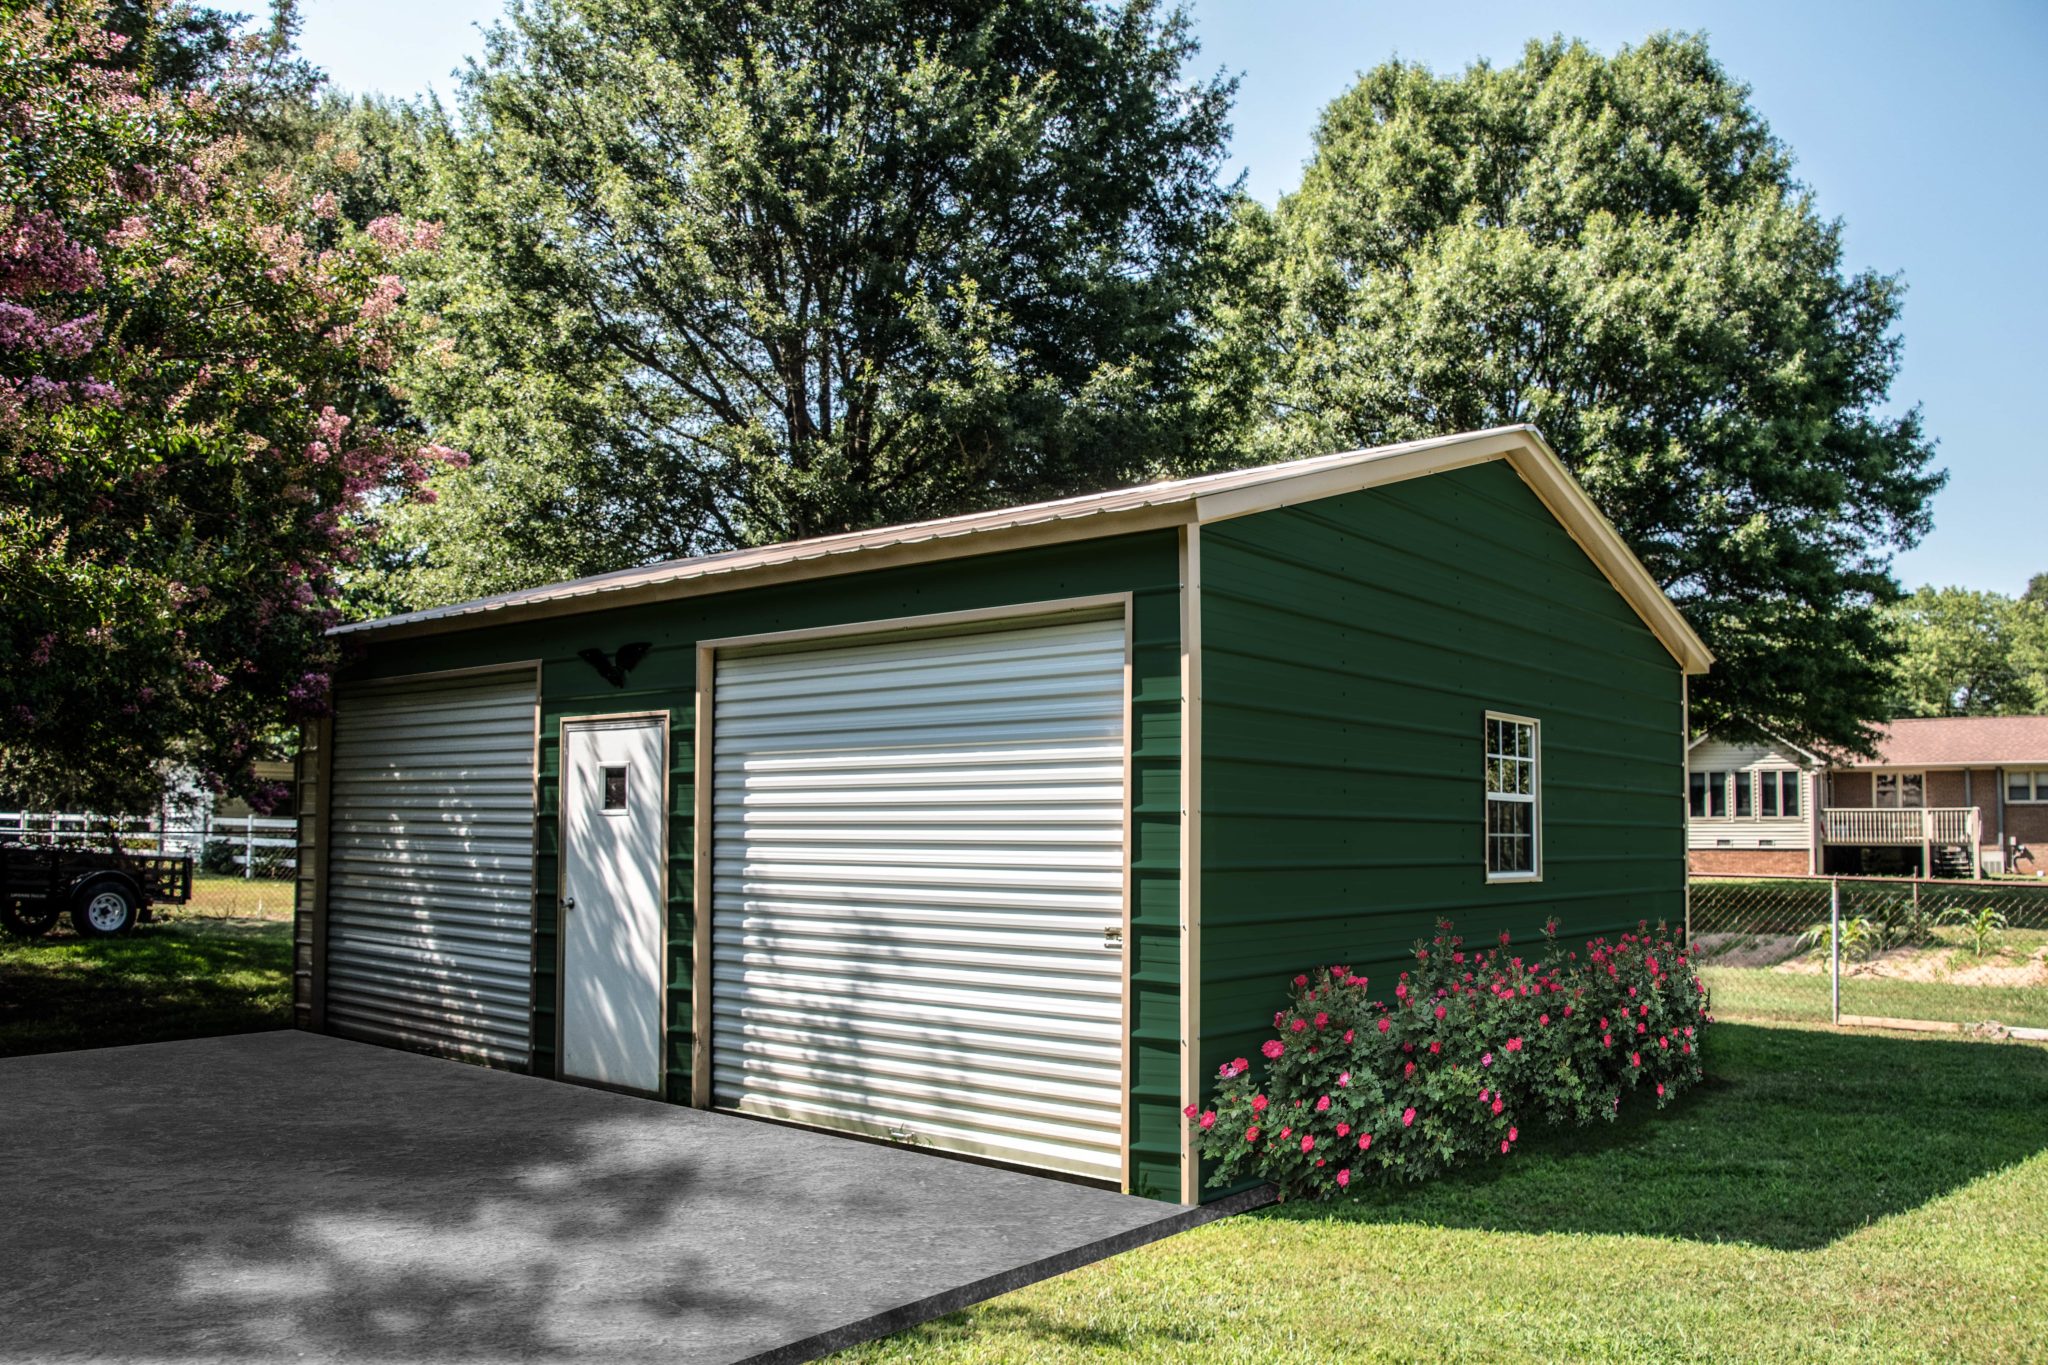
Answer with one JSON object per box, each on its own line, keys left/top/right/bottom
{"left": 0, "top": 1032, "right": 1251, "bottom": 1364}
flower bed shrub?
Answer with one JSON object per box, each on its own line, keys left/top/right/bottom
{"left": 1187, "top": 918, "right": 1712, "bottom": 1199}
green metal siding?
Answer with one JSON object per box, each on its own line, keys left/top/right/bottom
{"left": 337, "top": 532, "right": 1185, "bottom": 1199}
{"left": 1197, "top": 460, "right": 1686, "bottom": 1116}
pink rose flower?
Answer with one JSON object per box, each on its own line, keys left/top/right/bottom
{"left": 1401, "top": 1107, "right": 1416, "bottom": 1128}
{"left": 1377, "top": 1019, "right": 1391, "bottom": 1034}
{"left": 1301, "top": 1134, "right": 1315, "bottom": 1153}
{"left": 1336, "top": 1167, "right": 1351, "bottom": 1188}
{"left": 1263, "top": 1039, "right": 1286, "bottom": 1060}
{"left": 1315, "top": 1095, "right": 1331, "bottom": 1112}
{"left": 1252, "top": 1094, "right": 1268, "bottom": 1114}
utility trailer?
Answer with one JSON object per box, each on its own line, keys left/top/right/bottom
{"left": 0, "top": 844, "right": 193, "bottom": 939}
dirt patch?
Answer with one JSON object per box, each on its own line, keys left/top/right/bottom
{"left": 1770, "top": 943, "right": 2048, "bottom": 987}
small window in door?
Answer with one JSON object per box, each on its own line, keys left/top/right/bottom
{"left": 602, "top": 765, "right": 629, "bottom": 811}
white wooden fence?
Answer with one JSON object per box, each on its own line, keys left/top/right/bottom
{"left": 0, "top": 810, "right": 296, "bottom": 878}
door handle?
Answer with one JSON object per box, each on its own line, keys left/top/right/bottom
{"left": 560, "top": 897, "right": 576, "bottom": 910}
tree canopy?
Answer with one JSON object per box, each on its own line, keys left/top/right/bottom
{"left": 0, "top": 2, "right": 455, "bottom": 811}
{"left": 1887, "top": 584, "right": 2048, "bottom": 718}
{"left": 1190, "top": 34, "right": 1944, "bottom": 754}
{"left": 365, "top": 0, "right": 1236, "bottom": 607}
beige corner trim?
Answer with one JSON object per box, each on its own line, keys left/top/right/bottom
{"left": 1177, "top": 524, "right": 1204, "bottom": 1204}
{"left": 690, "top": 645, "right": 715, "bottom": 1109}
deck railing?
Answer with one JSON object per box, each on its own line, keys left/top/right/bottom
{"left": 1820, "top": 807, "right": 1981, "bottom": 849}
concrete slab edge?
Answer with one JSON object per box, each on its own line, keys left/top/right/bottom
{"left": 744, "top": 1184, "right": 1279, "bottom": 1365}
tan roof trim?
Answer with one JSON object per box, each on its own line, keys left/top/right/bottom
{"left": 336, "top": 425, "right": 1714, "bottom": 673}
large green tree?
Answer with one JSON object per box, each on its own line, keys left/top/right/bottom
{"left": 1193, "top": 34, "right": 1943, "bottom": 754}
{"left": 1887, "top": 584, "right": 2048, "bottom": 718}
{"left": 370, "top": 0, "right": 1234, "bottom": 606}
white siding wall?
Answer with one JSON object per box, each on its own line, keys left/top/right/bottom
{"left": 1687, "top": 737, "right": 1817, "bottom": 857}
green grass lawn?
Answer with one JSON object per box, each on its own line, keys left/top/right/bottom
{"left": 0, "top": 916, "right": 292, "bottom": 1058}
{"left": 183, "top": 870, "right": 297, "bottom": 921}
{"left": 841, "top": 1023, "right": 2048, "bottom": 1363}
{"left": 1704, "top": 964, "right": 2048, "bottom": 1028}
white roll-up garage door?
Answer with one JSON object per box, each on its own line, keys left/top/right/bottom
{"left": 326, "top": 670, "right": 538, "bottom": 1065}
{"left": 711, "top": 616, "right": 1128, "bottom": 1180}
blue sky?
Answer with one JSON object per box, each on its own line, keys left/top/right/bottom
{"left": 296, "top": 0, "right": 2048, "bottom": 596}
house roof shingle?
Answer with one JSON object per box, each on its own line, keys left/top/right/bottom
{"left": 1839, "top": 715, "right": 2048, "bottom": 769}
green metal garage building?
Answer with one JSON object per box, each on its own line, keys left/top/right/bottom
{"left": 290, "top": 424, "right": 1711, "bottom": 1204}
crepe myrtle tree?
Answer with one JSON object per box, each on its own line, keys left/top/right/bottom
{"left": 0, "top": 2, "right": 460, "bottom": 813}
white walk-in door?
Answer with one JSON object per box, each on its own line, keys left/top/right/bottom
{"left": 560, "top": 716, "right": 668, "bottom": 1094}
{"left": 710, "top": 615, "right": 1129, "bottom": 1180}
{"left": 327, "top": 670, "right": 538, "bottom": 1064}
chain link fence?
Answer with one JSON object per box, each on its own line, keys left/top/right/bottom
{"left": 1689, "top": 874, "right": 2048, "bottom": 1036}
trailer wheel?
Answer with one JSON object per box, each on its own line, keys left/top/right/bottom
{"left": 71, "top": 879, "right": 139, "bottom": 938}
{"left": 1, "top": 900, "right": 62, "bottom": 939}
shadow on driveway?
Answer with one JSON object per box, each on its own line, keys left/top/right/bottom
{"left": 0, "top": 1032, "right": 1238, "bottom": 1363}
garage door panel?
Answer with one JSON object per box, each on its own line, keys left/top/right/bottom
{"left": 327, "top": 671, "right": 536, "bottom": 1066}
{"left": 712, "top": 615, "right": 1127, "bottom": 1181}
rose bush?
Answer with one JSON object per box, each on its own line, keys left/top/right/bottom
{"left": 1187, "top": 918, "right": 1711, "bottom": 1199}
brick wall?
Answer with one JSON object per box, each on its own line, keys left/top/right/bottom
{"left": 1688, "top": 847, "right": 1810, "bottom": 877}
{"left": 2007, "top": 802, "right": 2048, "bottom": 876}
{"left": 1826, "top": 770, "right": 1875, "bottom": 807}
{"left": 1925, "top": 768, "right": 1998, "bottom": 850}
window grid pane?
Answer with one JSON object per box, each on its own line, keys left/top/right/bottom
{"left": 1485, "top": 717, "right": 1538, "bottom": 876}
{"left": 1782, "top": 773, "right": 1800, "bottom": 817}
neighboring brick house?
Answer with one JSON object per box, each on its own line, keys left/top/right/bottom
{"left": 1688, "top": 716, "right": 2048, "bottom": 879}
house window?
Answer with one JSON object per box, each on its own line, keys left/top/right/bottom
{"left": 2009, "top": 771, "right": 2048, "bottom": 803}
{"left": 1733, "top": 772, "right": 1753, "bottom": 817}
{"left": 1484, "top": 713, "right": 1540, "bottom": 880}
{"left": 1689, "top": 770, "right": 1729, "bottom": 819}
{"left": 1757, "top": 770, "right": 1801, "bottom": 819}
{"left": 1874, "top": 772, "right": 1925, "bottom": 809}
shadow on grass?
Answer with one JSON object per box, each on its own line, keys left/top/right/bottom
{"left": 1261, "top": 1022, "right": 2048, "bottom": 1252}
{"left": 0, "top": 917, "right": 292, "bottom": 1059}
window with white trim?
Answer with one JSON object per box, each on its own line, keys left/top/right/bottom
{"left": 1756, "top": 770, "right": 1801, "bottom": 818}
{"left": 1485, "top": 714, "right": 1540, "bottom": 880}
{"left": 1690, "top": 770, "right": 1729, "bottom": 818}
{"left": 1874, "top": 771, "right": 1925, "bottom": 809}
{"left": 2008, "top": 770, "right": 2048, "bottom": 803}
